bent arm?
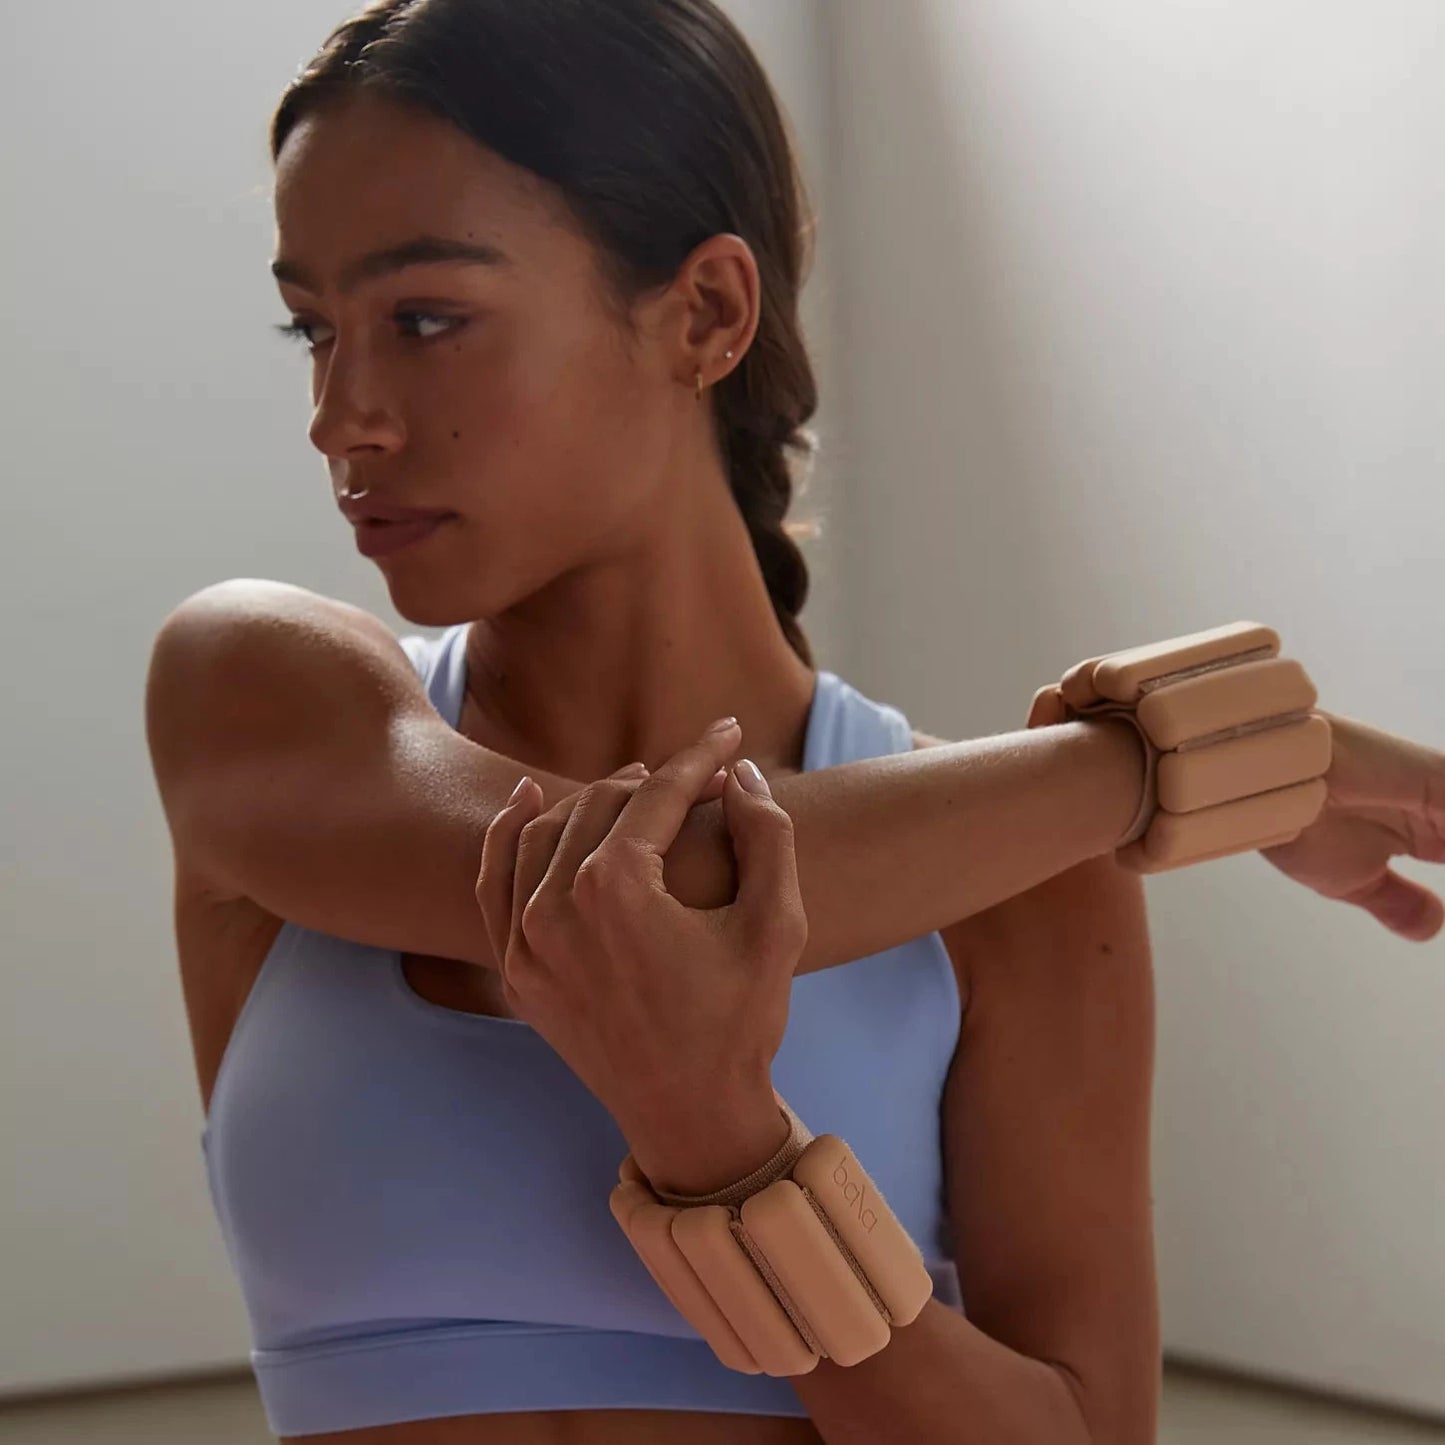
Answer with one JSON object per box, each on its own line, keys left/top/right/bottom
{"left": 146, "top": 582, "right": 1145, "bottom": 977}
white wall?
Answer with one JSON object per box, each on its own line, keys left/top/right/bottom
{"left": 0, "top": 0, "right": 837, "bottom": 1395}
{"left": 828, "top": 0, "right": 1444, "bottom": 1418}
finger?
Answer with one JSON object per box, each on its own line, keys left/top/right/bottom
{"left": 1347, "top": 868, "right": 1444, "bottom": 942}
{"left": 1026, "top": 685, "right": 1069, "bottom": 729}
{"left": 543, "top": 765, "right": 652, "bottom": 898}
{"left": 476, "top": 777, "right": 539, "bottom": 968}
{"left": 612, "top": 718, "right": 743, "bottom": 858}
{"left": 719, "top": 761, "right": 808, "bottom": 958}
{"left": 509, "top": 781, "right": 558, "bottom": 959}
{"left": 511, "top": 763, "right": 647, "bottom": 950}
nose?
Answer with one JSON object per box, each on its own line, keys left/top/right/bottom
{"left": 307, "top": 343, "right": 405, "bottom": 459}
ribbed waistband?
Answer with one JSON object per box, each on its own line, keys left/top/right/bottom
{"left": 252, "top": 1321, "right": 812, "bottom": 1436}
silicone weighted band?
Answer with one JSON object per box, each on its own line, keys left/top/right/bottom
{"left": 609, "top": 1095, "right": 934, "bottom": 1376}
{"left": 1029, "top": 621, "right": 1333, "bottom": 873}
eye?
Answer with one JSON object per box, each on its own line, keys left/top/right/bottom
{"left": 395, "top": 311, "right": 466, "bottom": 341}
{"left": 274, "top": 317, "right": 333, "bottom": 350}
{"left": 271, "top": 310, "right": 466, "bottom": 353}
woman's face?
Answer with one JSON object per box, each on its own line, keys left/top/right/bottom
{"left": 271, "top": 90, "right": 684, "bottom": 623}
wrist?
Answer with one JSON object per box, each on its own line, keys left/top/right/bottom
{"left": 628, "top": 1094, "right": 791, "bottom": 1198}
{"left": 1071, "top": 716, "right": 1150, "bottom": 854}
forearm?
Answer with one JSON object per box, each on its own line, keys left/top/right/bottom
{"left": 263, "top": 717, "right": 1140, "bottom": 977}
{"left": 788, "top": 1299, "right": 1092, "bottom": 1445}
{"left": 667, "top": 716, "right": 1147, "bottom": 976}
{"left": 177, "top": 603, "right": 1142, "bottom": 974}
{"left": 632, "top": 1098, "right": 1092, "bottom": 1439}
{"left": 618, "top": 1098, "right": 1093, "bottom": 1445}
{"left": 629, "top": 1104, "right": 1094, "bottom": 1445}
{"left": 491, "top": 715, "right": 1144, "bottom": 976}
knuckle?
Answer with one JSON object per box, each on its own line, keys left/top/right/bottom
{"left": 572, "top": 851, "right": 611, "bottom": 904}
{"left": 518, "top": 815, "right": 557, "bottom": 854}
{"left": 563, "top": 779, "right": 631, "bottom": 819}
{"left": 788, "top": 906, "right": 810, "bottom": 946}
{"left": 576, "top": 842, "right": 634, "bottom": 900}
{"left": 764, "top": 903, "right": 809, "bottom": 955}
{"left": 606, "top": 835, "right": 653, "bottom": 873}
{"left": 519, "top": 894, "right": 558, "bottom": 951}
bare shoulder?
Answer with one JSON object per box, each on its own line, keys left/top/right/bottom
{"left": 910, "top": 727, "right": 976, "bottom": 1019}
{"left": 150, "top": 577, "right": 409, "bottom": 671}
{"left": 146, "top": 578, "right": 417, "bottom": 752}
{"left": 145, "top": 579, "right": 423, "bottom": 891}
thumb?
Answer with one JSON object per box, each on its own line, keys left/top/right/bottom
{"left": 720, "top": 760, "right": 805, "bottom": 950}
{"left": 1347, "top": 868, "right": 1444, "bottom": 942}
{"left": 1027, "top": 685, "right": 1069, "bottom": 729}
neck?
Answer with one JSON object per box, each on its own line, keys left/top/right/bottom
{"left": 459, "top": 480, "right": 818, "bottom": 783}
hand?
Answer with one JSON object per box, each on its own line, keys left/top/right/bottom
{"left": 1258, "top": 712, "right": 1445, "bottom": 942}
{"left": 473, "top": 720, "right": 808, "bottom": 1160}
{"left": 1031, "top": 688, "right": 1445, "bottom": 941}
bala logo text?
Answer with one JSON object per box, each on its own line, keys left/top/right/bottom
{"left": 831, "top": 1153, "right": 878, "bottom": 1233}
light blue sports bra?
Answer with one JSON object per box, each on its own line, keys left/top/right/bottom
{"left": 201, "top": 622, "right": 964, "bottom": 1436}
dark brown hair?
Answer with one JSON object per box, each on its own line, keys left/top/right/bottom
{"left": 271, "top": 0, "right": 823, "bottom": 667}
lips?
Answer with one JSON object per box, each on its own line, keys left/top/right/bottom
{"left": 339, "top": 493, "right": 456, "bottom": 522}
{"left": 353, "top": 513, "right": 455, "bottom": 558}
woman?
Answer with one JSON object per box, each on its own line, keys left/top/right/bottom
{"left": 143, "top": 1, "right": 1445, "bottom": 1442}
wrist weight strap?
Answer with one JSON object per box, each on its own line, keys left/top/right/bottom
{"left": 608, "top": 1094, "right": 934, "bottom": 1376}
{"left": 1029, "top": 620, "right": 1333, "bottom": 873}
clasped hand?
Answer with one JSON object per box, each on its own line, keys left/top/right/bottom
{"left": 472, "top": 720, "right": 808, "bottom": 1147}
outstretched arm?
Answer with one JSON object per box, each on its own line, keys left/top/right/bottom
{"left": 145, "top": 581, "right": 1146, "bottom": 976}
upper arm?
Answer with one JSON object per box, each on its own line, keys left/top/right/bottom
{"left": 912, "top": 729, "right": 1161, "bottom": 1445}
{"left": 146, "top": 579, "right": 420, "bottom": 879}
{"left": 143, "top": 579, "right": 510, "bottom": 966}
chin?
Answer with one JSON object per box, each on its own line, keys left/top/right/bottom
{"left": 382, "top": 574, "right": 490, "bottom": 631}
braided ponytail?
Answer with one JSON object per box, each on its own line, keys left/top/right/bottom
{"left": 717, "top": 409, "right": 821, "bottom": 671}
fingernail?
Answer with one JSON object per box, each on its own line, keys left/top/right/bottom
{"left": 734, "top": 759, "right": 771, "bottom": 796}
{"left": 615, "top": 761, "right": 649, "bottom": 779}
{"left": 507, "top": 776, "right": 531, "bottom": 806}
{"left": 708, "top": 715, "right": 740, "bottom": 736}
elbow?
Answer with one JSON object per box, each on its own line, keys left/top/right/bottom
{"left": 1045, "top": 1357, "right": 1160, "bottom": 1445}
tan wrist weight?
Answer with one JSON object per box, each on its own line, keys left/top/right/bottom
{"left": 608, "top": 1094, "right": 934, "bottom": 1376}
{"left": 1029, "top": 620, "right": 1333, "bottom": 873}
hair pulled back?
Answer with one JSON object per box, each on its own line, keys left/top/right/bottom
{"left": 272, "top": 0, "right": 823, "bottom": 665}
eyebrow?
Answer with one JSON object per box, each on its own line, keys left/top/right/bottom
{"left": 270, "top": 235, "right": 512, "bottom": 294}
